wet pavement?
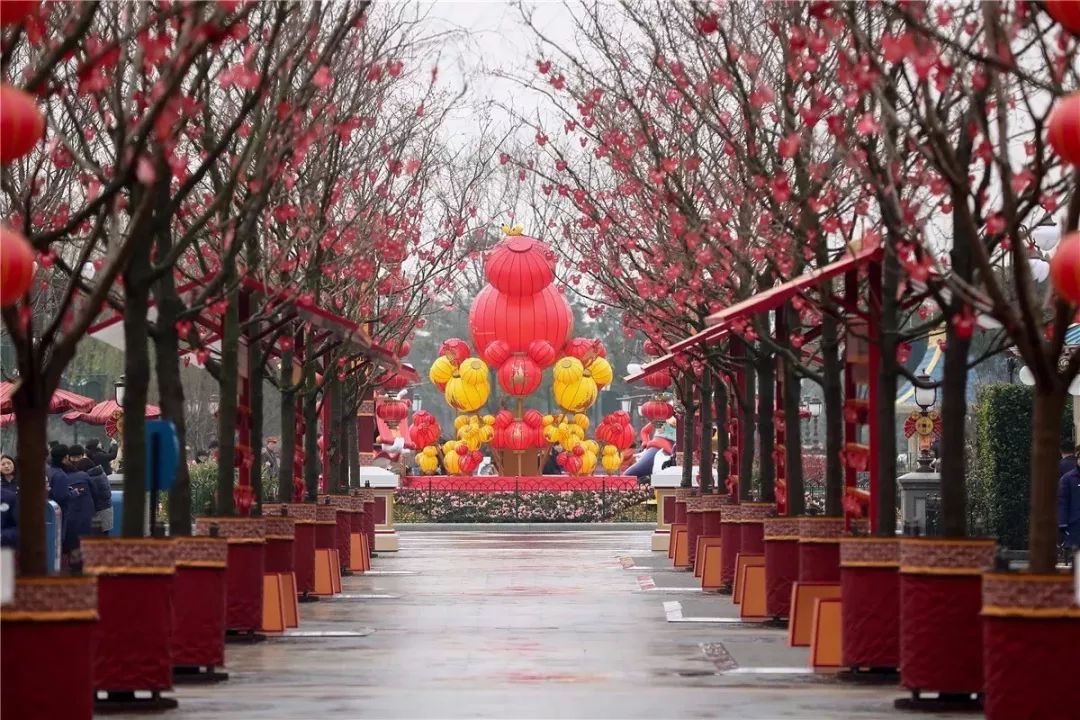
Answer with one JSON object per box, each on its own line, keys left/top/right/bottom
{"left": 121, "top": 530, "right": 979, "bottom": 719}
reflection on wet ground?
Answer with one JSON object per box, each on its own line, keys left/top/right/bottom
{"left": 116, "top": 530, "right": 977, "bottom": 719}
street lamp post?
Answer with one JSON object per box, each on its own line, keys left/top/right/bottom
{"left": 913, "top": 374, "right": 938, "bottom": 471}
{"left": 807, "top": 396, "right": 822, "bottom": 448}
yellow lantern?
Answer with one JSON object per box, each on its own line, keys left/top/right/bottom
{"left": 586, "top": 357, "right": 613, "bottom": 387}
{"left": 482, "top": 414, "right": 496, "bottom": 426}
{"left": 573, "top": 413, "right": 590, "bottom": 430}
{"left": 458, "top": 357, "right": 490, "bottom": 387}
{"left": 454, "top": 415, "right": 471, "bottom": 430}
{"left": 543, "top": 425, "right": 560, "bottom": 443}
{"left": 601, "top": 452, "right": 620, "bottom": 473}
{"left": 553, "top": 356, "right": 584, "bottom": 384}
{"left": 445, "top": 377, "right": 489, "bottom": 412}
{"left": 579, "top": 450, "right": 597, "bottom": 474}
{"left": 429, "top": 356, "right": 456, "bottom": 386}
{"left": 418, "top": 446, "right": 440, "bottom": 474}
{"left": 443, "top": 449, "right": 461, "bottom": 475}
{"left": 553, "top": 377, "right": 597, "bottom": 413}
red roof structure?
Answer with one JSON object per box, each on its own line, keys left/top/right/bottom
{"left": 0, "top": 382, "right": 96, "bottom": 414}
{"left": 63, "top": 399, "right": 161, "bottom": 425}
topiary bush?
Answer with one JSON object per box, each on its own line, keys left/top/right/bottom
{"left": 971, "top": 384, "right": 1071, "bottom": 550}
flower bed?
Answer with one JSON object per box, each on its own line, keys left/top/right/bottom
{"left": 395, "top": 487, "right": 653, "bottom": 523}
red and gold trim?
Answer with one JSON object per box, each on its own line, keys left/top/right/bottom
{"left": 738, "top": 502, "right": 775, "bottom": 524}
{"left": 720, "top": 504, "right": 743, "bottom": 523}
{"left": 349, "top": 488, "right": 376, "bottom": 504}
{"left": 0, "top": 576, "right": 98, "bottom": 622}
{"left": 195, "top": 516, "right": 266, "bottom": 544}
{"left": 764, "top": 516, "right": 801, "bottom": 540}
{"left": 840, "top": 536, "right": 899, "bottom": 568}
{"left": 261, "top": 503, "right": 317, "bottom": 524}
{"left": 175, "top": 536, "right": 228, "bottom": 569}
{"left": 316, "top": 505, "right": 338, "bottom": 525}
{"left": 81, "top": 538, "right": 176, "bottom": 575}
{"left": 982, "top": 572, "right": 1080, "bottom": 618}
{"left": 900, "top": 537, "right": 995, "bottom": 576}
{"left": 358, "top": 452, "right": 376, "bottom": 466}
{"left": 262, "top": 515, "right": 296, "bottom": 540}
{"left": 358, "top": 400, "right": 375, "bottom": 416}
{"left": 798, "top": 516, "right": 846, "bottom": 543}
{"left": 697, "top": 494, "right": 730, "bottom": 511}
{"left": 320, "top": 494, "right": 363, "bottom": 511}
{"left": 685, "top": 496, "right": 705, "bottom": 513}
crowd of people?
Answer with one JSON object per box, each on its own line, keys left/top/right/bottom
{"left": 0, "top": 440, "right": 117, "bottom": 566}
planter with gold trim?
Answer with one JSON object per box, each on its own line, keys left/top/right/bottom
{"left": 896, "top": 537, "right": 995, "bottom": 709}
{"left": 321, "top": 495, "right": 359, "bottom": 572}
{"left": 195, "top": 517, "right": 264, "bottom": 637}
{"left": 263, "top": 503, "right": 317, "bottom": 596}
{"left": 718, "top": 504, "right": 743, "bottom": 591}
{"left": 685, "top": 495, "right": 703, "bottom": 567}
{"left": 172, "top": 536, "right": 229, "bottom": 683}
{"left": 81, "top": 537, "right": 178, "bottom": 710}
{"left": 764, "top": 517, "right": 800, "bottom": 619}
{"left": 798, "top": 517, "right": 844, "bottom": 582}
{"left": 672, "top": 487, "right": 693, "bottom": 525}
{"left": 1, "top": 576, "right": 98, "bottom": 719}
{"left": 839, "top": 536, "right": 899, "bottom": 675}
{"left": 262, "top": 514, "right": 296, "bottom": 576}
{"left": 349, "top": 488, "right": 376, "bottom": 558}
{"left": 739, "top": 502, "right": 774, "bottom": 554}
{"left": 981, "top": 571, "right": 1079, "bottom": 720}
{"left": 699, "top": 493, "right": 728, "bottom": 537}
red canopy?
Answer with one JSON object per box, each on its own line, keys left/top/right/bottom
{"left": 0, "top": 381, "right": 97, "bottom": 414}
{"left": 626, "top": 244, "right": 883, "bottom": 383}
{"left": 0, "top": 413, "right": 12, "bottom": 428}
{"left": 62, "top": 399, "right": 161, "bottom": 426}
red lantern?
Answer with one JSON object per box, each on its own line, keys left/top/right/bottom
{"left": 641, "top": 400, "right": 674, "bottom": 421}
{"left": 0, "top": 225, "right": 34, "bottom": 307}
{"left": 408, "top": 411, "right": 440, "bottom": 448}
{"left": 0, "top": 2, "right": 36, "bottom": 27}
{"left": 505, "top": 421, "right": 532, "bottom": 450}
{"left": 382, "top": 371, "right": 410, "bottom": 391}
{"left": 1045, "top": 0, "right": 1080, "bottom": 35}
{"left": 527, "top": 339, "right": 557, "bottom": 367}
{"left": 455, "top": 443, "right": 468, "bottom": 456}
{"left": 469, "top": 283, "right": 573, "bottom": 354}
{"left": 484, "top": 234, "right": 555, "bottom": 296}
{"left": 1050, "top": 231, "right": 1080, "bottom": 304}
{"left": 642, "top": 369, "right": 672, "bottom": 390}
{"left": 439, "top": 338, "right": 471, "bottom": 366}
{"left": 563, "top": 337, "right": 605, "bottom": 364}
{"left": 497, "top": 355, "right": 542, "bottom": 396}
{"left": 0, "top": 83, "right": 44, "bottom": 164}
{"left": 376, "top": 399, "right": 408, "bottom": 422}
{"left": 494, "top": 410, "right": 514, "bottom": 429}
{"left": 482, "top": 340, "right": 511, "bottom": 367}
{"left": 396, "top": 339, "right": 412, "bottom": 357}
{"left": 1048, "top": 91, "right": 1080, "bottom": 167}
{"left": 522, "top": 408, "right": 544, "bottom": 428}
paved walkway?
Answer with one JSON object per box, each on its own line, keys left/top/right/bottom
{"left": 132, "top": 530, "right": 976, "bottom": 719}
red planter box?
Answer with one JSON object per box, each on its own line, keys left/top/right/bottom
{"left": 196, "top": 517, "right": 265, "bottom": 634}
{"left": 263, "top": 515, "right": 297, "bottom": 574}
{"left": 739, "top": 503, "right": 772, "bottom": 554}
{"left": 315, "top": 505, "right": 337, "bottom": 550}
{"left": 262, "top": 503, "right": 317, "bottom": 594}
{"left": 763, "top": 517, "right": 800, "bottom": 619}
{"left": 840, "top": 538, "right": 899, "bottom": 670}
{"left": 685, "top": 498, "right": 703, "bottom": 567}
{"left": 719, "top": 505, "right": 743, "bottom": 588}
{"left": 982, "top": 572, "right": 1080, "bottom": 720}
{"left": 899, "top": 538, "right": 995, "bottom": 698}
{"left": 172, "top": 537, "right": 228, "bottom": 670}
{"left": 81, "top": 538, "right": 176, "bottom": 693}
{"left": 1, "top": 576, "right": 98, "bottom": 720}
{"left": 798, "top": 517, "right": 844, "bottom": 583}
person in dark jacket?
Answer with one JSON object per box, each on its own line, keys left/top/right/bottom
{"left": 1058, "top": 441, "right": 1077, "bottom": 478}
{"left": 85, "top": 438, "right": 117, "bottom": 476}
{"left": 49, "top": 445, "right": 95, "bottom": 556}
{"left": 75, "top": 457, "right": 112, "bottom": 535}
{"left": 1059, "top": 466, "right": 1080, "bottom": 552}
{"left": 1, "top": 455, "right": 17, "bottom": 548}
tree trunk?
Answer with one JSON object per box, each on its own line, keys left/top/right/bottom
{"left": 14, "top": 392, "right": 48, "bottom": 575}
{"left": 328, "top": 379, "right": 344, "bottom": 494}
{"left": 1029, "top": 389, "right": 1067, "bottom": 573}
{"left": 680, "top": 378, "right": 695, "bottom": 489}
{"left": 782, "top": 348, "right": 806, "bottom": 517}
{"left": 698, "top": 365, "right": 714, "bottom": 494}
{"left": 278, "top": 345, "right": 297, "bottom": 502}
{"left": 303, "top": 366, "right": 319, "bottom": 500}
{"left": 121, "top": 242, "right": 152, "bottom": 537}
{"left": 348, "top": 407, "right": 360, "bottom": 488}
{"left": 821, "top": 313, "right": 844, "bottom": 517}
{"left": 249, "top": 334, "right": 264, "bottom": 511}
{"left": 714, "top": 377, "right": 729, "bottom": 491}
{"left": 153, "top": 271, "right": 192, "bottom": 535}
{"left": 739, "top": 354, "right": 756, "bottom": 501}
{"left": 875, "top": 248, "right": 900, "bottom": 536}
{"left": 757, "top": 350, "right": 776, "bottom": 502}
{"left": 216, "top": 283, "right": 239, "bottom": 516}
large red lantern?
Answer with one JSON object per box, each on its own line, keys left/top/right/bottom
{"left": 641, "top": 400, "right": 674, "bottom": 422}
{"left": 1050, "top": 231, "right": 1080, "bottom": 304}
{"left": 382, "top": 370, "right": 410, "bottom": 391}
{"left": 0, "top": 2, "right": 36, "bottom": 27}
{"left": 505, "top": 421, "right": 533, "bottom": 451}
{"left": 482, "top": 340, "right": 512, "bottom": 367}
{"left": 642, "top": 369, "right": 672, "bottom": 390}
{"left": 0, "top": 83, "right": 44, "bottom": 164}
{"left": 497, "top": 355, "right": 542, "bottom": 396}
{"left": 376, "top": 399, "right": 408, "bottom": 423}
{"left": 408, "top": 411, "right": 441, "bottom": 448}
{"left": 1048, "top": 91, "right": 1080, "bottom": 167}
{"left": 469, "top": 284, "right": 573, "bottom": 354}
{"left": 596, "top": 414, "right": 634, "bottom": 450}
{"left": 1045, "top": 1, "right": 1080, "bottom": 35}
{"left": 527, "top": 339, "right": 557, "bottom": 367}
{"left": 484, "top": 234, "right": 555, "bottom": 296}
{"left": 0, "top": 225, "right": 34, "bottom": 307}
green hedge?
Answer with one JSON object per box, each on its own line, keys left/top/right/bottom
{"left": 971, "top": 384, "right": 1071, "bottom": 549}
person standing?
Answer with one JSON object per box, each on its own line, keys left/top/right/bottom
{"left": 263, "top": 436, "right": 280, "bottom": 480}
{"left": 1, "top": 454, "right": 18, "bottom": 548}
{"left": 85, "top": 438, "right": 118, "bottom": 476}
{"left": 49, "top": 445, "right": 95, "bottom": 560}
{"left": 75, "top": 456, "right": 113, "bottom": 536}
{"left": 1059, "top": 464, "right": 1080, "bottom": 557}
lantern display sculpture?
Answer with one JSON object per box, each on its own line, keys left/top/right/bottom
{"left": 1050, "top": 231, "right": 1080, "bottom": 305}
{"left": 1048, "top": 91, "right": 1080, "bottom": 167}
